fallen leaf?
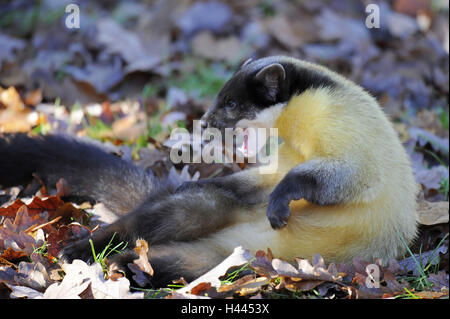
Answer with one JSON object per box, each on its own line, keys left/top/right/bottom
{"left": 250, "top": 249, "right": 278, "bottom": 279}
{"left": 177, "top": 246, "right": 252, "bottom": 295}
{"left": 415, "top": 165, "right": 449, "bottom": 197}
{"left": 294, "top": 254, "right": 339, "bottom": 282}
{"left": 6, "top": 196, "right": 64, "bottom": 220}
{"left": 176, "top": 1, "right": 232, "bottom": 36}
{"left": 0, "top": 266, "right": 17, "bottom": 286}
{"left": 348, "top": 256, "right": 411, "bottom": 298}
{"left": 0, "top": 86, "right": 33, "bottom": 132}
{"left": 46, "top": 260, "right": 144, "bottom": 299}
{"left": 398, "top": 245, "right": 448, "bottom": 276}
{"left": 316, "top": 8, "right": 370, "bottom": 42}
{"left": 46, "top": 222, "right": 92, "bottom": 258}
{"left": 0, "top": 199, "right": 27, "bottom": 218}
{"left": 394, "top": 0, "right": 431, "bottom": 16}
{"left": 387, "top": 12, "right": 419, "bottom": 38}
{"left": 418, "top": 201, "right": 449, "bottom": 225}
{"left": 0, "top": 220, "right": 37, "bottom": 254}
{"left": 413, "top": 290, "right": 448, "bottom": 299}
{"left": 112, "top": 113, "right": 147, "bottom": 141}
{"left": 96, "top": 18, "right": 161, "bottom": 74}
{"left": 46, "top": 226, "right": 70, "bottom": 258}
{"left": 262, "top": 15, "right": 305, "bottom": 49}
{"left": 192, "top": 32, "right": 244, "bottom": 62}
{"left": 0, "top": 34, "right": 26, "bottom": 69}
{"left": 284, "top": 278, "right": 324, "bottom": 292}
{"left": 0, "top": 247, "right": 27, "bottom": 261}
{"left": 0, "top": 86, "right": 25, "bottom": 111}
{"left": 9, "top": 285, "right": 44, "bottom": 299}
{"left": 64, "top": 60, "right": 124, "bottom": 95}
{"left": 14, "top": 261, "right": 53, "bottom": 291}
{"left": 426, "top": 270, "right": 449, "bottom": 291}
{"left": 13, "top": 205, "right": 45, "bottom": 232}
{"left": 127, "top": 239, "right": 154, "bottom": 287}
{"left": 190, "top": 282, "right": 213, "bottom": 296}
{"left": 410, "top": 127, "right": 449, "bottom": 156}
{"left": 218, "top": 275, "right": 269, "bottom": 297}
{"left": 272, "top": 258, "right": 301, "bottom": 278}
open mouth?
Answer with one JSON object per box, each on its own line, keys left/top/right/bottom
{"left": 237, "top": 128, "right": 250, "bottom": 157}
{"left": 237, "top": 127, "right": 269, "bottom": 159}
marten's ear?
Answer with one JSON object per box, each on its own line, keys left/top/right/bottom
{"left": 241, "top": 58, "right": 253, "bottom": 68}
{"left": 255, "top": 63, "right": 285, "bottom": 101}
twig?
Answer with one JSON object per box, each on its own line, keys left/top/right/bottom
{"left": 25, "top": 216, "right": 62, "bottom": 233}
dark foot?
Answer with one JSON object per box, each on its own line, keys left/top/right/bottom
{"left": 58, "top": 237, "right": 95, "bottom": 263}
{"left": 266, "top": 195, "right": 291, "bottom": 229}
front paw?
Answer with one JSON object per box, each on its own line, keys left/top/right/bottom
{"left": 58, "top": 238, "right": 94, "bottom": 264}
{"left": 267, "top": 195, "right": 291, "bottom": 229}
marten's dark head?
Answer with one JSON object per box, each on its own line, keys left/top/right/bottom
{"left": 201, "top": 56, "right": 336, "bottom": 130}
{"left": 201, "top": 57, "right": 287, "bottom": 130}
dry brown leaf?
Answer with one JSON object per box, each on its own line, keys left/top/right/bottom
{"left": 231, "top": 276, "right": 270, "bottom": 297}
{"left": 112, "top": 113, "right": 147, "bottom": 141}
{"left": 218, "top": 274, "right": 269, "bottom": 297}
{"left": 262, "top": 15, "right": 304, "bottom": 49}
{"left": 285, "top": 278, "right": 324, "bottom": 292}
{"left": 427, "top": 270, "right": 449, "bottom": 291}
{"left": 13, "top": 205, "right": 45, "bottom": 232}
{"left": 14, "top": 261, "right": 53, "bottom": 291}
{"left": 0, "top": 86, "right": 25, "bottom": 111}
{"left": 394, "top": 0, "right": 431, "bottom": 16}
{"left": 399, "top": 245, "right": 447, "bottom": 276}
{"left": 190, "top": 281, "right": 213, "bottom": 296}
{"left": 351, "top": 258, "right": 410, "bottom": 298}
{"left": 0, "top": 87, "right": 34, "bottom": 132}
{"left": 413, "top": 290, "right": 448, "bottom": 299}
{"left": 0, "top": 265, "right": 16, "bottom": 286}
{"left": 294, "top": 254, "right": 338, "bottom": 282}
{"left": 250, "top": 249, "right": 278, "bottom": 279}
{"left": 0, "top": 220, "right": 37, "bottom": 254}
{"left": 0, "top": 196, "right": 65, "bottom": 219}
{"left": 133, "top": 239, "right": 153, "bottom": 276}
{"left": 0, "top": 247, "right": 27, "bottom": 261}
{"left": 192, "top": 32, "right": 244, "bottom": 62}
{"left": 127, "top": 239, "right": 154, "bottom": 287}
{"left": 272, "top": 258, "right": 301, "bottom": 278}
{"left": 418, "top": 200, "right": 449, "bottom": 225}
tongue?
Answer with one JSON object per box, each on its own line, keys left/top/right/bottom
{"left": 237, "top": 130, "right": 249, "bottom": 157}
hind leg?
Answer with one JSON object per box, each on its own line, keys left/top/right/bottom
{"left": 60, "top": 168, "right": 269, "bottom": 263}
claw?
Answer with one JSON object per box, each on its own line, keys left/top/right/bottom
{"left": 267, "top": 198, "right": 291, "bottom": 229}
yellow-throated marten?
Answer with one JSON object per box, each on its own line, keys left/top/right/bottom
{"left": 0, "top": 56, "right": 418, "bottom": 286}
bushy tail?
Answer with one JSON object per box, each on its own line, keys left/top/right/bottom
{"left": 0, "top": 133, "right": 162, "bottom": 215}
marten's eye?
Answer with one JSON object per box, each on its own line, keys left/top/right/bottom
{"left": 226, "top": 101, "right": 237, "bottom": 110}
